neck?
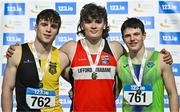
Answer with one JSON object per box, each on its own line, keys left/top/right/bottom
{"left": 34, "top": 39, "right": 52, "bottom": 58}
{"left": 85, "top": 38, "right": 103, "bottom": 54}
{"left": 129, "top": 47, "right": 146, "bottom": 64}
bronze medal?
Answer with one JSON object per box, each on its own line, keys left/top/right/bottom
{"left": 92, "top": 72, "right": 97, "bottom": 80}
{"left": 39, "top": 82, "right": 43, "bottom": 88}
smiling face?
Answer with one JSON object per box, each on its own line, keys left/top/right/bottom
{"left": 123, "top": 27, "right": 146, "bottom": 52}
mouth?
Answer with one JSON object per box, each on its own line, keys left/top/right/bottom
{"left": 90, "top": 30, "right": 98, "bottom": 34}
{"left": 44, "top": 34, "right": 51, "bottom": 39}
{"left": 128, "top": 42, "right": 137, "bottom": 47}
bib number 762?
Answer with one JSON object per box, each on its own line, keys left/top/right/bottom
{"left": 31, "top": 96, "right": 50, "bottom": 107}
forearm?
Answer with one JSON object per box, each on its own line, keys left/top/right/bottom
{"left": 169, "top": 94, "right": 179, "bottom": 112}
{"left": 1, "top": 90, "right": 13, "bottom": 112}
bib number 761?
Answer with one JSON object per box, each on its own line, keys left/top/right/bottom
{"left": 124, "top": 91, "right": 152, "bottom": 105}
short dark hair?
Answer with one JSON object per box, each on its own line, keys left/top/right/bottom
{"left": 36, "top": 9, "right": 61, "bottom": 30}
{"left": 77, "top": 3, "right": 109, "bottom": 39}
{"left": 121, "top": 18, "right": 145, "bottom": 37}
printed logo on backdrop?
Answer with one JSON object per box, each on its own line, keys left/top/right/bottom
{"left": 4, "top": 3, "right": 25, "bottom": 15}
{"left": 29, "top": 18, "right": 36, "bottom": 30}
{"left": 159, "top": 17, "right": 180, "bottom": 29}
{"left": 55, "top": 33, "right": 76, "bottom": 46}
{"left": 116, "top": 95, "right": 123, "bottom": 108}
{"left": 159, "top": 1, "right": 180, "bottom": 13}
{"left": 2, "top": 64, "right": 6, "bottom": 76}
{"left": 147, "top": 47, "right": 155, "bottom": 51}
{"left": 55, "top": 2, "right": 76, "bottom": 15}
{"left": 108, "top": 32, "right": 123, "bottom": 44}
{"left": 164, "top": 95, "right": 169, "bottom": 108}
{"left": 3, "top": 33, "right": 24, "bottom": 45}
{"left": 59, "top": 95, "right": 71, "bottom": 108}
{"left": 137, "top": 16, "right": 154, "bottom": 29}
{"left": 172, "top": 64, "right": 180, "bottom": 76}
{"left": 107, "top": 2, "right": 128, "bottom": 14}
{"left": 30, "top": 4, "right": 51, "bottom": 14}
{"left": 159, "top": 32, "right": 180, "bottom": 45}
{"left": 131, "top": 2, "right": 154, "bottom": 13}
{"left": 109, "top": 17, "right": 124, "bottom": 31}
{"left": 4, "top": 19, "right": 24, "bottom": 30}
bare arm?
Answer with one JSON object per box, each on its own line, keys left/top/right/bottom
{"left": 114, "top": 74, "right": 122, "bottom": 99}
{"left": 58, "top": 50, "right": 71, "bottom": 82}
{"left": 59, "top": 40, "right": 76, "bottom": 82}
{"left": 159, "top": 54, "right": 179, "bottom": 112}
{"left": 1, "top": 46, "right": 20, "bottom": 112}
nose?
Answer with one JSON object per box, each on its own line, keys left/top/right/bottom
{"left": 129, "top": 35, "right": 135, "bottom": 40}
{"left": 91, "top": 22, "right": 97, "bottom": 29}
{"left": 46, "top": 25, "right": 51, "bottom": 32}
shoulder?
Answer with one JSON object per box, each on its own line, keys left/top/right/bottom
{"left": 59, "top": 40, "right": 77, "bottom": 53}
{"left": 59, "top": 40, "right": 78, "bottom": 60}
{"left": 60, "top": 40, "right": 77, "bottom": 49}
{"left": 108, "top": 40, "right": 125, "bottom": 60}
{"left": 7, "top": 45, "right": 22, "bottom": 67}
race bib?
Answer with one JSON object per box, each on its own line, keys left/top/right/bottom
{"left": 26, "top": 87, "right": 55, "bottom": 109}
{"left": 124, "top": 84, "right": 152, "bottom": 105}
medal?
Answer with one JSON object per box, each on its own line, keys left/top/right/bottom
{"left": 39, "top": 82, "right": 43, "bottom": 88}
{"left": 136, "top": 87, "right": 141, "bottom": 95}
{"left": 92, "top": 72, "right": 97, "bottom": 80}
{"left": 81, "top": 39, "right": 105, "bottom": 80}
{"left": 128, "top": 49, "right": 147, "bottom": 94}
{"left": 32, "top": 43, "right": 52, "bottom": 87}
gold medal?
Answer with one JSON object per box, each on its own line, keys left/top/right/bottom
{"left": 92, "top": 72, "right": 97, "bottom": 80}
{"left": 39, "top": 82, "right": 43, "bottom": 88}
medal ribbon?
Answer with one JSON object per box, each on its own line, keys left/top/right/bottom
{"left": 81, "top": 39, "right": 105, "bottom": 72}
{"left": 31, "top": 42, "right": 52, "bottom": 81}
{"left": 128, "top": 49, "right": 147, "bottom": 87}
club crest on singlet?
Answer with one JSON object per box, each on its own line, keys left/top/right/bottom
{"left": 49, "top": 61, "right": 57, "bottom": 75}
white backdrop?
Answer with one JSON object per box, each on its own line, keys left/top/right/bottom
{"left": 0, "top": 0, "right": 180, "bottom": 111}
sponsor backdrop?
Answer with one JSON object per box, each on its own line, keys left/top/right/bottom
{"left": 0, "top": 0, "right": 180, "bottom": 111}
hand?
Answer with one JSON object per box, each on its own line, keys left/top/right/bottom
{"left": 6, "top": 43, "right": 19, "bottom": 58}
{"left": 160, "top": 48, "right": 173, "bottom": 65}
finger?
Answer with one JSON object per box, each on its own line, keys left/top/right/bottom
{"left": 5, "top": 51, "right": 12, "bottom": 58}
{"left": 10, "top": 45, "right": 16, "bottom": 51}
{"left": 160, "top": 48, "right": 166, "bottom": 54}
{"left": 163, "top": 56, "right": 173, "bottom": 65}
{"left": 15, "top": 42, "right": 20, "bottom": 46}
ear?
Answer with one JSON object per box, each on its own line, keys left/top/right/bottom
{"left": 142, "top": 32, "right": 146, "bottom": 40}
{"left": 80, "top": 23, "right": 84, "bottom": 30}
{"left": 35, "top": 24, "right": 37, "bottom": 32}
{"left": 103, "top": 24, "right": 106, "bottom": 29}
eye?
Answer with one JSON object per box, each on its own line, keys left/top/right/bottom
{"left": 51, "top": 24, "right": 58, "bottom": 29}
{"left": 84, "top": 19, "right": 92, "bottom": 24}
{"left": 95, "top": 19, "right": 102, "bottom": 24}
{"left": 134, "top": 32, "right": 140, "bottom": 36}
{"left": 41, "top": 22, "right": 48, "bottom": 26}
{"left": 124, "top": 34, "right": 131, "bottom": 38}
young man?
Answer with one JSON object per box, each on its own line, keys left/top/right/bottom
{"left": 60, "top": 3, "right": 173, "bottom": 112}
{"left": 1, "top": 9, "right": 69, "bottom": 112}
{"left": 118, "top": 18, "right": 178, "bottom": 112}
{"left": 5, "top": 3, "right": 173, "bottom": 112}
